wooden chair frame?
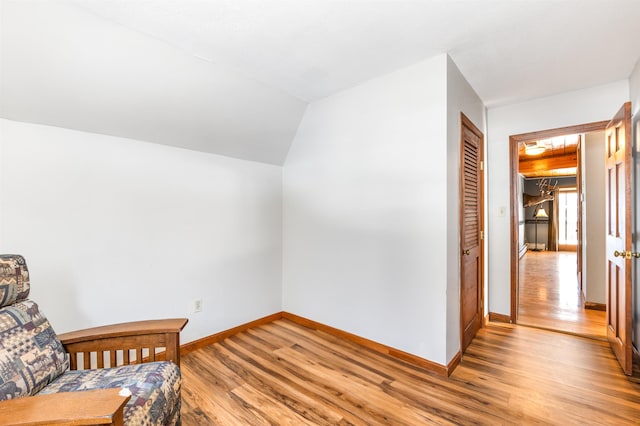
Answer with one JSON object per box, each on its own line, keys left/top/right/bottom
{"left": 0, "top": 318, "right": 187, "bottom": 426}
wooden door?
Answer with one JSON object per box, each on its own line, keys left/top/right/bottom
{"left": 604, "top": 102, "right": 632, "bottom": 375}
{"left": 460, "top": 113, "right": 484, "bottom": 352}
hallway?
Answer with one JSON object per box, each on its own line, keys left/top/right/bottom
{"left": 518, "top": 250, "right": 606, "bottom": 339}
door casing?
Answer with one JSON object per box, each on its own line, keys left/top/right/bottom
{"left": 508, "top": 120, "right": 609, "bottom": 323}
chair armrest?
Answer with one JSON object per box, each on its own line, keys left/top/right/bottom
{"left": 59, "top": 318, "right": 188, "bottom": 370}
{"left": 0, "top": 388, "right": 131, "bottom": 425}
{"left": 58, "top": 319, "right": 188, "bottom": 343}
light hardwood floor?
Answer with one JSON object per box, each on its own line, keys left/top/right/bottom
{"left": 180, "top": 319, "right": 640, "bottom": 425}
{"left": 518, "top": 250, "right": 606, "bottom": 339}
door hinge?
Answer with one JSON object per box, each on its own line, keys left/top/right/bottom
{"left": 480, "top": 230, "right": 484, "bottom": 240}
{"left": 479, "top": 161, "right": 484, "bottom": 171}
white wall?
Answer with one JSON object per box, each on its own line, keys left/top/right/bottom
{"left": 445, "top": 56, "right": 486, "bottom": 361}
{"left": 630, "top": 58, "right": 640, "bottom": 347}
{"left": 487, "top": 80, "right": 629, "bottom": 316}
{"left": 283, "top": 54, "right": 450, "bottom": 364}
{"left": 0, "top": 119, "right": 283, "bottom": 344}
{"left": 583, "top": 131, "right": 606, "bottom": 305}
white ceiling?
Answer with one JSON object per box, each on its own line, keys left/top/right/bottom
{"left": 2, "top": 0, "right": 640, "bottom": 164}
{"left": 66, "top": 0, "right": 640, "bottom": 105}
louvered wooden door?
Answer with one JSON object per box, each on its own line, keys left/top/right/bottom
{"left": 460, "top": 114, "right": 484, "bottom": 353}
{"left": 604, "top": 102, "right": 632, "bottom": 375}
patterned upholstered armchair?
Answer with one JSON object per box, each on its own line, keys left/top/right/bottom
{"left": 0, "top": 254, "right": 188, "bottom": 425}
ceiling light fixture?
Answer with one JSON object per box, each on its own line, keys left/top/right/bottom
{"left": 525, "top": 141, "right": 546, "bottom": 156}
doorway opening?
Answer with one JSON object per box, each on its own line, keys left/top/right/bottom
{"left": 509, "top": 121, "right": 609, "bottom": 339}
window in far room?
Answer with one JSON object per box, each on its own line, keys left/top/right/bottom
{"left": 558, "top": 189, "right": 578, "bottom": 249}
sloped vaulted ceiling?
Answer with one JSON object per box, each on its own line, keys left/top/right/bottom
{"left": 2, "top": 0, "right": 640, "bottom": 165}
{"left": 0, "top": 1, "right": 307, "bottom": 165}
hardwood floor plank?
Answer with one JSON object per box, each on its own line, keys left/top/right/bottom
{"left": 379, "top": 378, "right": 511, "bottom": 425}
{"left": 181, "top": 351, "right": 270, "bottom": 425}
{"left": 181, "top": 319, "right": 640, "bottom": 425}
{"left": 231, "top": 384, "right": 319, "bottom": 426}
{"left": 268, "top": 326, "right": 507, "bottom": 424}
{"left": 221, "top": 335, "right": 389, "bottom": 425}
{"left": 518, "top": 251, "right": 606, "bottom": 339}
{"left": 231, "top": 327, "right": 440, "bottom": 424}
{"left": 272, "top": 320, "right": 436, "bottom": 384}
{"left": 271, "top": 345, "right": 440, "bottom": 425}
{"left": 460, "top": 326, "right": 640, "bottom": 424}
{"left": 220, "top": 338, "right": 350, "bottom": 425}
{"left": 273, "top": 336, "right": 394, "bottom": 386}
{"left": 276, "top": 323, "right": 520, "bottom": 418}
{"left": 231, "top": 342, "right": 373, "bottom": 426}
{"left": 266, "top": 321, "right": 490, "bottom": 422}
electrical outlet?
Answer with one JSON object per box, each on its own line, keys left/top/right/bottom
{"left": 193, "top": 299, "right": 202, "bottom": 313}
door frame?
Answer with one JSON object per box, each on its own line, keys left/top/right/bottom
{"left": 509, "top": 120, "right": 609, "bottom": 323}
{"left": 576, "top": 137, "right": 583, "bottom": 290}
